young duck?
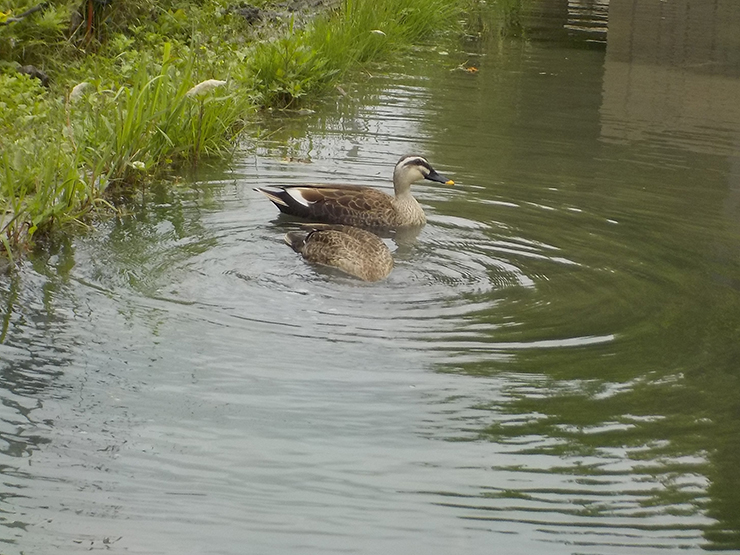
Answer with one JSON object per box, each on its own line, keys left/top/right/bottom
{"left": 255, "top": 155, "right": 454, "bottom": 229}
{"left": 284, "top": 224, "right": 393, "bottom": 282}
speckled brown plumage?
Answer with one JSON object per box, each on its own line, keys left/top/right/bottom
{"left": 256, "top": 155, "right": 454, "bottom": 230}
{"left": 284, "top": 224, "right": 393, "bottom": 282}
{"left": 263, "top": 184, "right": 403, "bottom": 228}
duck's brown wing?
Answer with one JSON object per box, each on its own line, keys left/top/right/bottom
{"left": 255, "top": 184, "right": 396, "bottom": 228}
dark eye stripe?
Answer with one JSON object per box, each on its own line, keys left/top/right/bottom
{"left": 400, "top": 156, "right": 430, "bottom": 171}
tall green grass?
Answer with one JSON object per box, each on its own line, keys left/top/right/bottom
{"left": 1, "top": 44, "right": 248, "bottom": 258}
{"left": 0, "top": 72, "right": 87, "bottom": 261}
{"left": 246, "top": 0, "right": 459, "bottom": 107}
{"left": 70, "top": 43, "right": 247, "bottom": 183}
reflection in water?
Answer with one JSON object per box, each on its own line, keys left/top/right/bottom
{"left": 2, "top": 2, "right": 740, "bottom": 553}
{"left": 602, "top": 0, "right": 740, "bottom": 157}
{"left": 426, "top": 0, "right": 740, "bottom": 550}
{"left": 0, "top": 237, "right": 78, "bottom": 546}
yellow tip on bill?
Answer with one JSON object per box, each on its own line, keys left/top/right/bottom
{"left": 446, "top": 179, "right": 455, "bottom": 185}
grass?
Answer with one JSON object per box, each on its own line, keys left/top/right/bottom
{"left": 70, "top": 43, "right": 247, "bottom": 182}
{"left": 0, "top": 0, "right": 523, "bottom": 260}
{"left": 1, "top": 40, "right": 250, "bottom": 258}
{"left": 245, "top": 0, "right": 460, "bottom": 107}
{"left": 0, "top": 71, "right": 85, "bottom": 262}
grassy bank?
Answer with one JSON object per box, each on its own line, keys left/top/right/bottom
{"left": 0, "top": 0, "right": 514, "bottom": 261}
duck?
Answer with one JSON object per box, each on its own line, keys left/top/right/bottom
{"left": 255, "top": 155, "right": 454, "bottom": 229}
{"left": 284, "top": 224, "right": 393, "bottom": 282}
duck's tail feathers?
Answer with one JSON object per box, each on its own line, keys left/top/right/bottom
{"left": 255, "top": 186, "right": 316, "bottom": 217}
{"left": 254, "top": 187, "right": 289, "bottom": 208}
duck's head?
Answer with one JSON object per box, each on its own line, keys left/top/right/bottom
{"left": 393, "top": 155, "right": 454, "bottom": 193}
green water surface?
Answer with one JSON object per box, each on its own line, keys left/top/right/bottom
{"left": 2, "top": 2, "right": 740, "bottom": 553}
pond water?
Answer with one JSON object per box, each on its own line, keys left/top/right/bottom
{"left": 3, "top": 3, "right": 740, "bottom": 554}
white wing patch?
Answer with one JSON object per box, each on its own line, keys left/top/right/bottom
{"left": 287, "top": 188, "right": 315, "bottom": 207}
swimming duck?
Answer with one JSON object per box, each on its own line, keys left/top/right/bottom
{"left": 284, "top": 224, "right": 393, "bottom": 282}
{"left": 255, "top": 155, "right": 454, "bottom": 229}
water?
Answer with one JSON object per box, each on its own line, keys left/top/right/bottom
{"left": 3, "top": 3, "right": 740, "bottom": 553}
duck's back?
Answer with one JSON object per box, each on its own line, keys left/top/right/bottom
{"left": 285, "top": 224, "right": 393, "bottom": 281}
{"left": 257, "top": 184, "right": 409, "bottom": 228}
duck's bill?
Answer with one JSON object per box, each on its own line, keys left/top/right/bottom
{"left": 426, "top": 169, "right": 455, "bottom": 186}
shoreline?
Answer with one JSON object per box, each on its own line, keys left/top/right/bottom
{"left": 0, "top": 0, "right": 508, "bottom": 262}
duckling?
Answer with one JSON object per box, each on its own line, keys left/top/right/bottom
{"left": 256, "top": 155, "right": 454, "bottom": 229}
{"left": 284, "top": 224, "right": 393, "bottom": 282}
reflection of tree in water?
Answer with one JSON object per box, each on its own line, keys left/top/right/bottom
{"left": 434, "top": 247, "right": 740, "bottom": 549}
{"left": 419, "top": 2, "right": 740, "bottom": 544}
{"left": 0, "top": 177, "right": 222, "bottom": 542}
{"left": 1, "top": 233, "right": 76, "bottom": 398}
{"left": 0, "top": 236, "right": 75, "bottom": 540}
{"left": 86, "top": 179, "right": 220, "bottom": 296}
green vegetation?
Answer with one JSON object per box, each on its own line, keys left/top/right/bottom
{"left": 0, "top": 0, "right": 518, "bottom": 260}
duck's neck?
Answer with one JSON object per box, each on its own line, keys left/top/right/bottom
{"left": 392, "top": 187, "right": 426, "bottom": 226}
